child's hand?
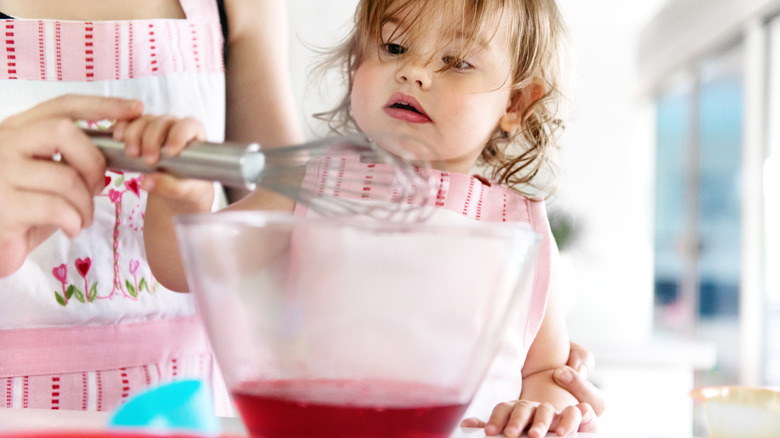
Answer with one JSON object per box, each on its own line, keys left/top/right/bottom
{"left": 460, "top": 400, "right": 591, "bottom": 438}
{"left": 556, "top": 344, "right": 607, "bottom": 419}
{"left": 112, "top": 115, "right": 214, "bottom": 212}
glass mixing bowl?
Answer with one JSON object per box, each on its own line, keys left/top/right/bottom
{"left": 174, "top": 211, "right": 540, "bottom": 438}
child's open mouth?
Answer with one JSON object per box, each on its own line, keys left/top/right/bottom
{"left": 384, "top": 93, "right": 431, "bottom": 123}
{"left": 389, "top": 102, "right": 424, "bottom": 115}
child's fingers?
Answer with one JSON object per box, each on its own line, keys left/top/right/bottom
{"left": 141, "top": 173, "right": 215, "bottom": 211}
{"left": 483, "top": 402, "right": 515, "bottom": 436}
{"left": 576, "top": 403, "right": 598, "bottom": 432}
{"left": 553, "top": 405, "right": 583, "bottom": 436}
{"left": 163, "top": 116, "right": 207, "bottom": 157}
{"left": 458, "top": 417, "right": 486, "bottom": 428}
{"left": 112, "top": 120, "right": 135, "bottom": 156}
{"left": 488, "top": 401, "right": 535, "bottom": 438}
{"left": 121, "top": 114, "right": 155, "bottom": 162}
{"left": 525, "top": 403, "right": 555, "bottom": 438}
{"left": 141, "top": 115, "right": 178, "bottom": 164}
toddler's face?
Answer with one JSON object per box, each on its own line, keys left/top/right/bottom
{"left": 350, "top": 7, "right": 516, "bottom": 174}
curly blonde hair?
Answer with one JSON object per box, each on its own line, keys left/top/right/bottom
{"left": 312, "top": 0, "right": 568, "bottom": 197}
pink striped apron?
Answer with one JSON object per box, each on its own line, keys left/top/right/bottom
{"left": 0, "top": 0, "right": 230, "bottom": 414}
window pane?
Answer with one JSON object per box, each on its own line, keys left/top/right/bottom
{"left": 654, "top": 79, "right": 692, "bottom": 327}
{"left": 696, "top": 46, "right": 743, "bottom": 319}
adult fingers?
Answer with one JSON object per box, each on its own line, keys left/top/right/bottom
{"left": 0, "top": 187, "right": 85, "bottom": 239}
{"left": 3, "top": 94, "right": 143, "bottom": 128}
{"left": 0, "top": 194, "right": 68, "bottom": 277}
{"left": 6, "top": 158, "right": 97, "bottom": 229}
{"left": 553, "top": 365, "right": 607, "bottom": 416}
{"left": 0, "top": 118, "right": 107, "bottom": 196}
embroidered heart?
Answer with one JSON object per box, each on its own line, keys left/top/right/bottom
{"left": 125, "top": 178, "right": 140, "bottom": 197}
{"left": 75, "top": 258, "right": 91, "bottom": 278}
{"left": 129, "top": 259, "right": 140, "bottom": 275}
{"left": 104, "top": 175, "right": 112, "bottom": 189}
{"left": 109, "top": 189, "right": 121, "bottom": 203}
{"left": 52, "top": 264, "right": 68, "bottom": 284}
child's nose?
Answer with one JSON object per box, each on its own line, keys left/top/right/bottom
{"left": 395, "top": 60, "right": 432, "bottom": 89}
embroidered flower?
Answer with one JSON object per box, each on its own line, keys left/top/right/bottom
{"left": 52, "top": 264, "right": 69, "bottom": 306}
{"left": 129, "top": 259, "right": 140, "bottom": 276}
{"left": 52, "top": 264, "right": 68, "bottom": 284}
{"left": 108, "top": 188, "right": 122, "bottom": 204}
{"left": 125, "top": 178, "right": 141, "bottom": 197}
{"left": 75, "top": 257, "right": 91, "bottom": 278}
{"left": 74, "top": 257, "right": 96, "bottom": 303}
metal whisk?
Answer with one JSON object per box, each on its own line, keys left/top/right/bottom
{"left": 89, "top": 133, "right": 440, "bottom": 222}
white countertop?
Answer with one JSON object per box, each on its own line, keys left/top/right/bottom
{"left": 0, "top": 407, "right": 697, "bottom": 438}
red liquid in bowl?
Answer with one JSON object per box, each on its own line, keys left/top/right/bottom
{"left": 231, "top": 379, "right": 469, "bottom": 438}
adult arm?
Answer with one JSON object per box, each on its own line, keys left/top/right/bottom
{"left": 222, "top": 0, "right": 306, "bottom": 202}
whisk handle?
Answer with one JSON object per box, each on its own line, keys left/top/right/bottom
{"left": 89, "top": 134, "right": 262, "bottom": 189}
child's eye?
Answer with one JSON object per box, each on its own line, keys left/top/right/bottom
{"left": 384, "top": 43, "right": 407, "bottom": 55}
{"left": 442, "top": 56, "right": 474, "bottom": 70}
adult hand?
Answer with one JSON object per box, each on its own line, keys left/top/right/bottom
{"left": 553, "top": 341, "right": 607, "bottom": 431}
{"left": 0, "top": 94, "right": 144, "bottom": 277}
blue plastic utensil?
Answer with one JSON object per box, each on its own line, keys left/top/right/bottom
{"left": 108, "top": 379, "right": 219, "bottom": 436}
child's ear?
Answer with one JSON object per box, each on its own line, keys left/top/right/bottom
{"left": 499, "top": 78, "right": 546, "bottom": 133}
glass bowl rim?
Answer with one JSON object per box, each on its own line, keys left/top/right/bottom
{"left": 174, "top": 210, "right": 541, "bottom": 241}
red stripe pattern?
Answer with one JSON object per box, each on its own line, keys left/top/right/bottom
{"left": 81, "top": 373, "right": 88, "bottom": 411}
{"left": 37, "top": 21, "right": 45, "bottom": 78}
{"left": 4, "top": 378, "right": 11, "bottom": 407}
{"left": 4, "top": 22, "right": 16, "bottom": 79}
{"left": 300, "top": 157, "right": 538, "bottom": 224}
{"left": 0, "top": 355, "right": 213, "bottom": 411}
{"left": 51, "top": 376, "right": 60, "bottom": 410}
{"left": 22, "top": 376, "right": 29, "bottom": 408}
{"left": 55, "top": 22, "right": 62, "bottom": 80}
{"left": 84, "top": 22, "right": 94, "bottom": 81}
{"left": 0, "top": 17, "right": 223, "bottom": 81}
{"left": 120, "top": 368, "right": 130, "bottom": 401}
{"left": 148, "top": 24, "right": 158, "bottom": 74}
